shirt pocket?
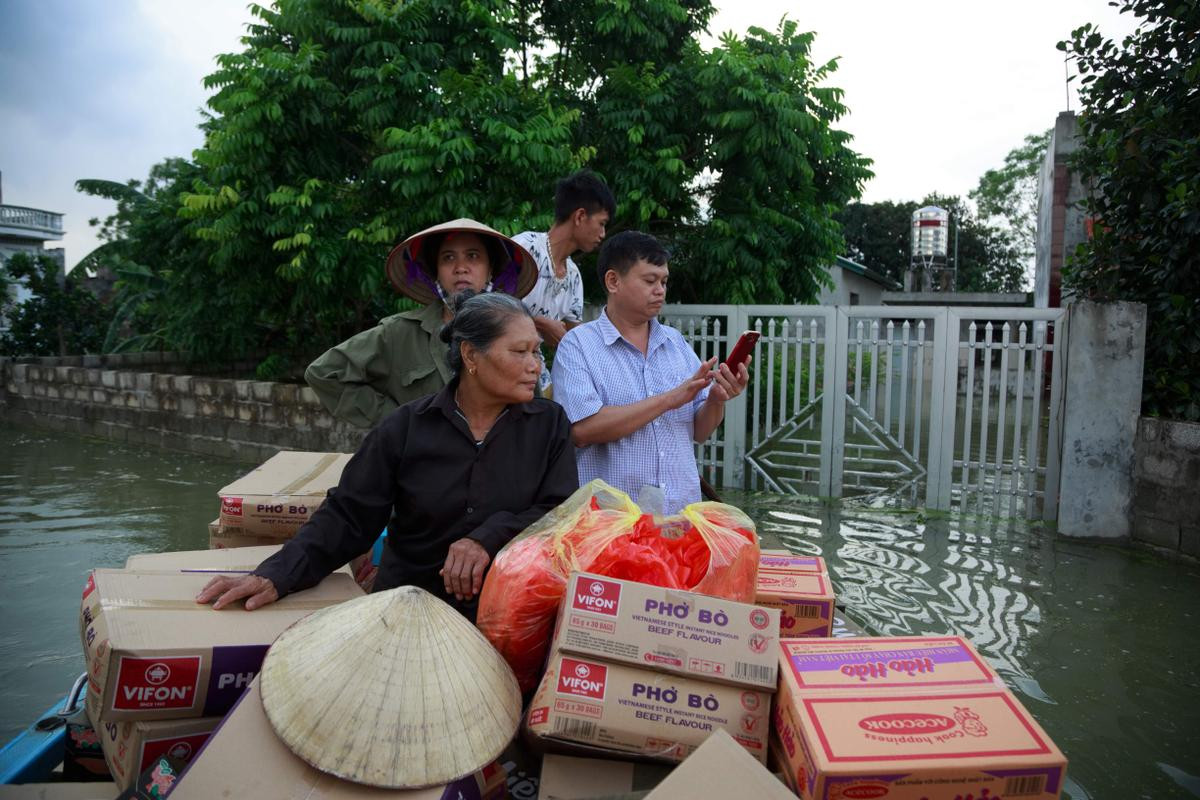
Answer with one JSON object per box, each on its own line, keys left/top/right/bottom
{"left": 399, "top": 362, "right": 438, "bottom": 388}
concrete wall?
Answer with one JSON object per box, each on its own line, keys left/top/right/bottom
{"left": 1132, "top": 417, "right": 1200, "bottom": 557}
{"left": 0, "top": 353, "right": 364, "bottom": 464}
{"left": 1057, "top": 301, "right": 1147, "bottom": 538}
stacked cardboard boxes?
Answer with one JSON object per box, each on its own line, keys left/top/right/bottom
{"left": 526, "top": 571, "right": 780, "bottom": 765}
{"left": 79, "top": 556, "right": 362, "bottom": 790}
{"left": 210, "top": 451, "right": 352, "bottom": 548}
{"left": 755, "top": 550, "right": 835, "bottom": 638}
{"left": 771, "top": 636, "right": 1068, "bottom": 799}
{"left": 169, "top": 677, "right": 508, "bottom": 799}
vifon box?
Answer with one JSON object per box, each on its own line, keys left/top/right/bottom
{"left": 81, "top": 569, "right": 361, "bottom": 722}
{"left": 526, "top": 651, "right": 771, "bottom": 763}
{"left": 552, "top": 572, "right": 780, "bottom": 690}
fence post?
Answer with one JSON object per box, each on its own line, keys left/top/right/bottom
{"left": 1056, "top": 301, "right": 1146, "bottom": 536}
{"left": 722, "top": 306, "right": 749, "bottom": 489}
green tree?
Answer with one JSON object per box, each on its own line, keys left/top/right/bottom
{"left": 970, "top": 128, "right": 1051, "bottom": 261}
{"left": 1059, "top": 0, "right": 1200, "bottom": 420}
{"left": 0, "top": 253, "right": 111, "bottom": 357}
{"left": 835, "top": 194, "right": 1025, "bottom": 293}
{"left": 167, "top": 0, "right": 870, "bottom": 361}
{"left": 76, "top": 158, "right": 209, "bottom": 353}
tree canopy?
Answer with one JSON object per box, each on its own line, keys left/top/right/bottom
{"left": 74, "top": 0, "right": 871, "bottom": 365}
{"left": 1059, "top": 0, "right": 1200, "bottom": 420}
{"left": 836, "top": 193, "right": 1026, "bottom": 294}
{"left": 970, "top": 128, "right": 1051, "bottom": 264}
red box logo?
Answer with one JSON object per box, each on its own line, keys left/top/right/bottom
{"left": 570, "top": 578, "right": 621, "bottom": 617}
{"left": 220, "top": 496, "right": 243, "bottom": 517}
{"left": 112, "top": 657, "right": 201, "bottom": 711}
{"left": 140, "top": 732, "right": 211, "bottom": 772}
{"left": 557, "top": 658, "right": 608, "bottom": 700}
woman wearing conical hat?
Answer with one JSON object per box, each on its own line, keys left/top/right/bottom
{"left": 304, "top": 219, "right": 539, "bottom": 429}
{"left": 197, "top": 288, "right": 579, "bottom": 619}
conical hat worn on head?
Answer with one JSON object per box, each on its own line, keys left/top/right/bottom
{"left": 259, "top": 586, "right": 522, "bottom": 789}
{"left": 385, "top": 218, "right": 538, "bottom": 304}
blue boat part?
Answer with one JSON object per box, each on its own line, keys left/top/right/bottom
{"left": 0, "top": 672, "right": 87, "bottom": 784}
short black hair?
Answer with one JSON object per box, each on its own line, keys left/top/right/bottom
{"left": 554, "top": 170, "right": 616, "bottom": 223}
{"left": 596, "top": 230, "right": 669, "bottom": 286}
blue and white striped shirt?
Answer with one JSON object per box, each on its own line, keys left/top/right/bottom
{"left": 551, "top": 309, "right": 709, "bottom": 514}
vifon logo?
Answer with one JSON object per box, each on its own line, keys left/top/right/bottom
{"left": 144, "top": 663, "right": 171, "bottom": 686}
{"left": 571, "top": 577, "right": 621, "bottom": 616}
{"left": 575, "top": 663, "right": 591, "bottom": 679}
{"left": 168, "top": 741, "right": 193, "bottom": 760}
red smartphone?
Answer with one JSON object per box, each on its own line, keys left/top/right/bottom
{"left": 724, "top": 330, "right": 760, "bottom": 370}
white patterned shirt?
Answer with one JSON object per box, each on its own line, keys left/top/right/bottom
{"left": 512, "top": 231, "right": 585, "bottom": 391}
{"left": 551, "top": 309, "right": 709, "bottom": 514}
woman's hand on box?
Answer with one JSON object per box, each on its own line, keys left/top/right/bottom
{"left": 440, "top": 537, "right": 491, "bottom": 601}
{"left": 195, "top": 574, "right": 279, "bottom": 611}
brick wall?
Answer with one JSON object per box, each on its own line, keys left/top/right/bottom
{"left": 1132, "top": 417, "right": 1200, "bottom": 558}
{"left": 0, "top": 354, "right": 364, "bottom": 463}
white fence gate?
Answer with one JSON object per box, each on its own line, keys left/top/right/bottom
{"left": 661, "top": 305, "right": 1068, "bottom": 520}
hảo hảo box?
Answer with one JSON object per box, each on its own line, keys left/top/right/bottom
{"left": 552, "top": 572, "right": 780, "bottom": 690}
{"left": 526, "top": 650, "right": 771, "bottom": 764}
{"left": 777, "top": 636, "right": 1003, "bottom": 693}
{"left": 760, "top": 549, "right": 828, "bottom": 575}
{"left": 217, "top": 451, "right": 351, "bottom": 537}
{"left": 771, "top": 635, "right": 1065, "bottom": 799}
{"left": 80, "top": 568, "right": 362, "bottom": 722}
{"left": 772, "top": 688, "right": 1067, "bottom": 800}
{"left": 755, "top": 570, "right": 835, "bottom": 637}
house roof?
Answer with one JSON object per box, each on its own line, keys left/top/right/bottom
{"left": 834, "top": 256, "right": 901, "bottom": 290}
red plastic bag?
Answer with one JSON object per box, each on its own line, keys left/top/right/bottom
{"left": 477, "top": 480, "right": 759, "bottom": 691}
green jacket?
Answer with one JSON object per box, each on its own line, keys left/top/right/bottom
{"left": 305, "top": 302, "right": 452, "bottom": 429}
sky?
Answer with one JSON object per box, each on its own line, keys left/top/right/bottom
{"left": 0, "top": 0, "right": 1139, "bottom": 272}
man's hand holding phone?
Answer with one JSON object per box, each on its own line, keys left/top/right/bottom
{"left": 707, "top": 330, "right": 756, "bottom": 403}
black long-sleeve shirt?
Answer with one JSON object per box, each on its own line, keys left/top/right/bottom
{"left": 253, "top": 383, "right": 578, "bottom": 613}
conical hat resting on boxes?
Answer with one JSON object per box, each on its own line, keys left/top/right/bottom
{"left": 259, "top": 586, "right": 522, "bottom": 789}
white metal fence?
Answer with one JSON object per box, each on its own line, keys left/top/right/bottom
{"left": 662, "top": 304, "right": 1069, "bottom": 520}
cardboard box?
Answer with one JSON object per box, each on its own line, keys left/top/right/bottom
{"left": 81, "top": 569, "right": 362, "bottom": 722}
{"left": 760, "top": 549, "right": 827, "bottom": 575}
{"left": 553, "top": 572, "right": 780, "bottom": 690}
{"left": 217, "top": 451, "right": 351, "bottom": 537}
{"left": 643, "top": 729, "right": 794, "bottom": 800}
{"left": 91, "top": 705, "right": 219, "bottom": 790}
{"left": 767, "top": 734, "right": 795, "bottom": 794}
{"left": 755, "top": 570, "right": 835, "bottom": 638}
{"left": 773, "top": 688, "right": 1067, "bottom": 800}
{"left": 207, "top": 518, "right": 291, "bottom": 549}
{"left": 539, "top": 754, "right": 672, "bottom": 799}
{"left": 0, "top": 784, "right": 118, "bottom": 799}
{"left": 777, "top": 636, "right": 1003, "bottom": 696}
{"left": 125, "top": 544, "right": 352, "bottom": 576}
{"left": 169, "top": 677, "right": 507, "bottom": 800}
{"left": 526, "top": 650, "right": 771, "bottom": 764}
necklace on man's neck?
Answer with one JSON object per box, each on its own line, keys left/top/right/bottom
{"left": 546, "top": 230, "right": 567, "bottom": 279}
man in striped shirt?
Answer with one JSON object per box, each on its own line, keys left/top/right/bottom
{"left": 551, "top": 231, "right": 749, "bottom": 514}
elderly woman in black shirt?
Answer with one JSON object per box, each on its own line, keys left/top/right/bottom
{"left": 196, "top": 292, "right": 579, "bottom": 619}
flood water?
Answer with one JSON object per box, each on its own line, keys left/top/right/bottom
{"left": 1, "top": 421, "right": 1198, "bottom": 798}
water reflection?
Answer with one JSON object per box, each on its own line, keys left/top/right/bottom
{"left": 729, "top": 490, "right": 1200, "bottom": 800}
